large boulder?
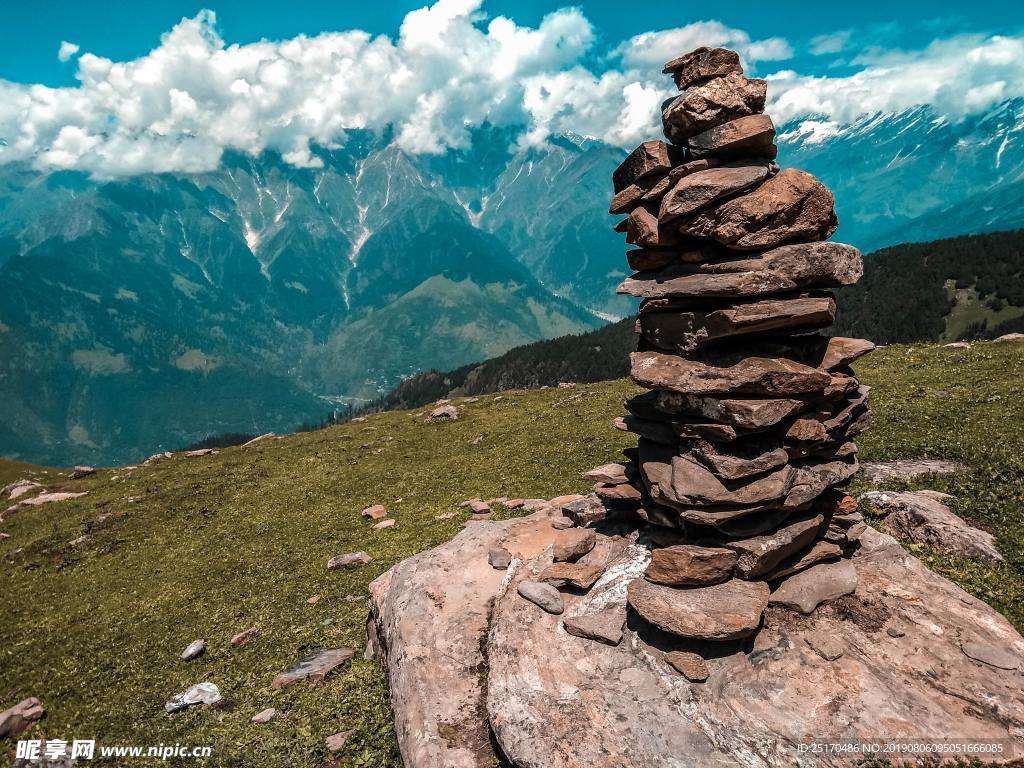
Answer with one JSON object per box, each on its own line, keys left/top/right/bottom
{"left": 366, "top": 511, "right": 562, "bottom": 768}
{"left": 484, "top": 525, "right": 1024, "bottom": 767}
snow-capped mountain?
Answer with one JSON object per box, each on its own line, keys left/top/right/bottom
{"left": 1, "top": 99, "right": 1022, "bottom": 465}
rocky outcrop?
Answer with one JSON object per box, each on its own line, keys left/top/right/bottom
{"left": 862, "top": 490, "right": 1002, "bottom": 563}
{"left": 367, "top": 512, "right": 1024, "bottom": 767}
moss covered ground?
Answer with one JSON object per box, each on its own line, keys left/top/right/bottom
{"left": 1, "top": 341, "right": 1022, "bottom": 766}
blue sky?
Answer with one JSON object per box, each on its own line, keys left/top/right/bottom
{"left": 2, "top": 0, "right": 1018, "bottom": 86}
{"left": 1, "top": 0, "right": 1022, "bottom": 177}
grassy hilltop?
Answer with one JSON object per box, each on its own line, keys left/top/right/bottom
{"left": 1, "top": 342, "right": 1023, "bottom": 767}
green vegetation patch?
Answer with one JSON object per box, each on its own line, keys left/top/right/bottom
{"left": 2, "top": 342, "right": 1023, "bottom": 766}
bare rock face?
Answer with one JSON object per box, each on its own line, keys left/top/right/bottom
{"left": 367, "top": 512, "right": 561, "bottom": 768}
{"left": 618, "top": 242, "right": 863, "bottom": 300}
{"left": 663, "top": 46, "right": 742, "bottom": 90}
{"left": 662, "top": 74, "right": 768, "bottom": 144}
{"left": 482, "top": 527, "right": 1024, "bottom": 767}
{"left": 627, "top": 576, "right": 770, "bottom": 640}
{"left": 678, "top": 169, "right": 838, "bottom": 250}
{"left": 863, "top": 490, "right": 1002, "bottom": 563}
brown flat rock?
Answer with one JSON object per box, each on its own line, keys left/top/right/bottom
{"left": 563, "top": 608, "right": 626, "bottom": 646}
{"left": 631, "top": 351, "right": 832, "bottom": 396}
{"left": 645, "top": 544, "right": 737, "bottom": 585}
{"left": 583, "top": 462, "right": 630, "bottom": 484}
{"left": 613, "top": 141, "right": 677, "bottom": 192}
{"left": 679, "top": 169, "right": 838, "bottom": 250}
{"left": 618, "top": 242, "right": 863, "bottom": 300}
{"left": 687, "top": 114, "right": 776, "bottom": 160}
{"left": 660, "top": 160, "right": 774, "bottom": 222}
{"left": 627, "top": 576, "right": 769, "bottom": 640}
{"left": 553, "top": 528, "right": 597, "bottom": 562}
{"left": 640, "top": 294, "right": 835, "bottom": 353}
{"left": 725, "top": 512, "right": 824, "bottom": 579}
{"left": 665, "top": 650, "right": 709, "bottom": 681}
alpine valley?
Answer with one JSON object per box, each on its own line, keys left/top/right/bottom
{"left": 2, "top": 98, "right": 1023, "bottom": 466}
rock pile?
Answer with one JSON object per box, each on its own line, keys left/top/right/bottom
{"left": 366, "top": 47, "right": 1024, "bottom": 768}
{"left": 603, "top": 46, "right": 874, "bottom": 646}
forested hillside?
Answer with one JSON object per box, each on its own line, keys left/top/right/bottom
{"left": 833, "top": 229, "right": 1024, "bottom": 343}
{"left": 369, "top": 230, "right": 1024, "bottom": 412}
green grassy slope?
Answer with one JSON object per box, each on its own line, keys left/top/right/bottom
{"left": 1, "top": 342, "right": 1023, "bottom": 767}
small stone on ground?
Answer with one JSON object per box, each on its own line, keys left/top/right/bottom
{"left": 517, "top": 580, "right": 564, "bottom": 614}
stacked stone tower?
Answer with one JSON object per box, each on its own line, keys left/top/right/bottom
{"left": 609, "top": 47, "right": 874, "bottom": 647}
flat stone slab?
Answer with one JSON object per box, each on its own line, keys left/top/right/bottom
{"left": 627, "top": 576, "right": 769, "bottom": 640}
{"left": 271, "top": 647, "right": 355, "bottom": 688}
{"left": 769, "top": 559, "right": 858, "bottom": 614}
{"left": 861, "top": 458, "right": 963, "bottom": 482}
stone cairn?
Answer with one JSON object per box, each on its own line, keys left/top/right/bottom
{"left": 595, "top": 46, "right": 875, "bottom": 658}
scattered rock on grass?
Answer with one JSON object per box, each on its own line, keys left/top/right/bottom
{"left": 994, "top": 333, "right": 1024, "bottom": 343}
{"left": 2, "top": 480, "right": 40, "bottom": 500}
{"left": 517, "top": 581, "right": 564, "bottom": 614}
{"left": 0, "top": 697, "right": 45, "bottom": 738}
{"left": 70, "top": 466, "right": 96, "bottom": 479}
{"left": 373, "top": 519, "right": 396, "bottom": 530}
{"left": 185, "top": 448, "right": 216, "bottom": 457}
{"left": 165, "top": 682, "right": 221, "bottom": 713}
{"left": 181, "top": 639, "right": 206, "bottom": 661}
{"left": 326, "top": 730, "right": 352, "bottom": 753}
{"left": 361, "top": 504, "right": 388, "bottom": 520}
{"left": 251, "top": 708, "right": 276, "bottom": 724}
{"left": 272, "top": 648, "right": 355, "bottom": 688}
{"left": 328, "top": 552, "right": 371, "bottom": 570}
{"left": 241, "top": 433, "right": 276, "bottom": 447}
{"left": 230, "top": 628, "right": 259, "bottom": 647}
{"left": 427, "top": 404, "right": 459, "bottom": 422}
{"left": 861, "top": 459, "right": 962, "bottom": 482}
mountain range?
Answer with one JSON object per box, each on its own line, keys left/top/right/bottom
{"left": 2, "top": 98, "right": 1023, "bottom": 466}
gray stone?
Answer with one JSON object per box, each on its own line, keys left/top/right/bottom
{"left": 769, "top": 559, "right": 858, "bottom": 614}
{"left": 181, "top": 639, "right": 206, "bottom": 661}
{"left": 861, "top": 459, "right": 963, "bottom": 482}
{"left": 272, "top": 647, "right": 355, "bottom": 688}
{"left": 488, "top": 547, "right": 512, "bottom": 569}
{"left": 517, "top": 580, "right": 564, "bottom": 614}
{"left": 165, "top": 682, "right": 221, "bottom": 713}
{"left": 251, "top": 707, "right": 277, "bottom": 723}
{"left": 960, "top": 639, "right": 1021, "bottom": 670}
{"left": 327, "top": 551, "right": 371, "bottom": 570}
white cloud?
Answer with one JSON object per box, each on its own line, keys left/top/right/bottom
{"left": 808, "top": 30, "right": 852, "bottom": 56}
{"left": 1, "top": 4, "right": 1022, "bottom": 177}
{"left": 767, "top": 34, "right": 1024, "bottom": 125}
{"left": 57, "top": 41, "right": 80, "bottom": 62}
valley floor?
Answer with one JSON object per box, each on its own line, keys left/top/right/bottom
{"left": 1, "top": 342, "right": 1023, "bottom": 767}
